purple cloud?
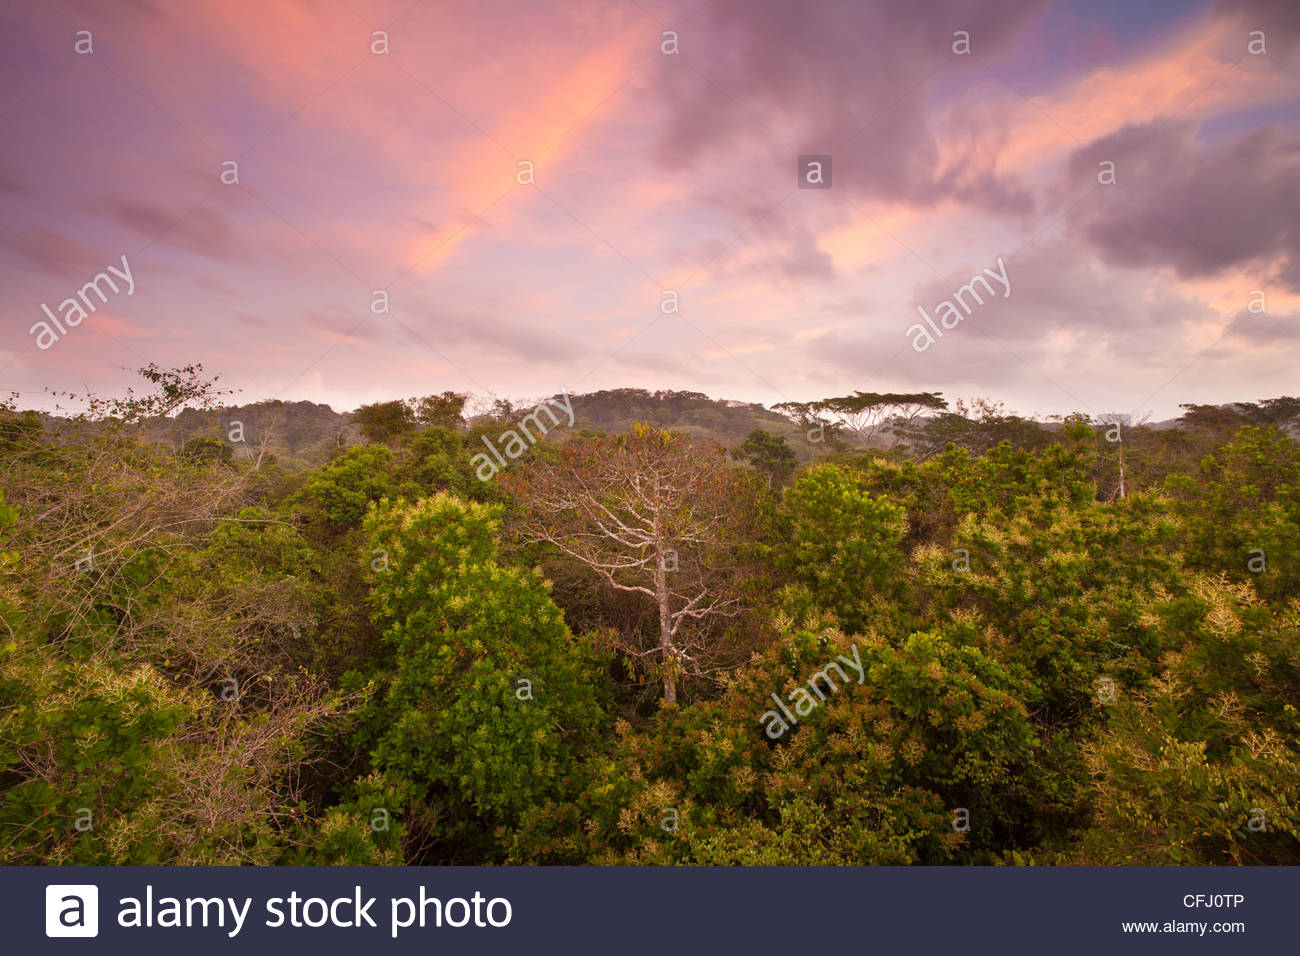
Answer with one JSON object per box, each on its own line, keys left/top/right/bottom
{"left": 656, "top": 0, "right": 1047, "bottom": 210}
{"left": 1, "top": 226, "right": 113, "bottom": 279}
{"left": 1066, "top": 120, "right": 1300, "bottom": 290}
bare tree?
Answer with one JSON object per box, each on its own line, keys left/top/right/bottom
{"left": 503, "top": 424, "right": 759, "bottom": 704}
{"left": 1095, "top": 411, "right": 1152, "bottom": 501}
{"left": 251, "top": 409, "right": 283, "bottom": 471}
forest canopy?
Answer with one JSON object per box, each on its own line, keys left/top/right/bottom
{"left": 2, "top": 367, "right": 1297, "bottom": 865}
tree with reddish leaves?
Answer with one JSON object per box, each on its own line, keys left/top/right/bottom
{"left": 502, "top": 423, "right": 761, "bottom": 704}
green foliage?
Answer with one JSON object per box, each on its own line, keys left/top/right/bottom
{"left": 908, "top": 398, "right": 1052, "bottom": 457}
{"left": 1167, "top": 426, "right": 1300, "bottom": 601}
{"left": 1073, "top": 578, "right": 1300, "bottom": 864}
{"left": 778, "top": 464, "right": 908, "bottom": 633}
{"left": 1, "top": 655, "right": 197, "bottom": 863}
{"left": 914, "top": 492, "right": 1187, "bottom": 725}
{"left": 733, "top": 429, "right": 798, "bottom": 488}
{"left": 352, "top": 400, "right": 416, "bottom": 445}
{"left": 340, "top": 494, "right": 608, "bottom": 861}
{"left": 4, "top": 372, "right": 1298, "bottom": 868}
{"left": 0, "top": 370, "right": 347, "bottom": 865}
{"left": 511, "top": 624, "right": 1047, "bottom": 864}
{"left": 412, "top": 392, "right": 468, "bottom": 430}
{"left": 180, "top": 436, "right": 233, "bottom": 463}
{"left": 295, "top": 444, "right": 396, "bottom": 530}
{"left": 397, "top": 426, "right": 487, "bottom": 501}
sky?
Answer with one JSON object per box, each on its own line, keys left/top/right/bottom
{"left": 1, "top": 0, "right": 1297, "bottom": 421}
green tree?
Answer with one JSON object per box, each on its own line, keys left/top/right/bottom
{"left": 1073, "top": 578, "right": 1300, "bottom": 864}
{"left": 347, "top": 494, "right": 607, "bottom": 862}
{"left": 512, "top": 624, "right": 1044, "bottom": 865}
{"left": 1166, "top": 425, "right": 1300, "bottom": 600}
{"left": 180, "top": 436, "right": 234, "bottom": 463}
{"left": 778, "top": 464, "right": 909, "bottom": 634}
{"left": 733, "top": 429, "right": 797, "bottom": 488}
{"left": 789, "top": 391, "right": 948, "bottom": 451}
{"left": 296, "top": 445, "right": 396, "bottom": 531}
{"left": 412, "top": 391, "right": 467, "bottom": 429}
{"left": 0, "top": 372, "right": 345, "bottom": 864}
{"left": 352, "top": 400, "right": 416, "bottom": 445}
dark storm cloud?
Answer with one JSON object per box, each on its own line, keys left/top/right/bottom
{"left": 657, "top": 0, "right": 1047, "bottom": 211}
{"left": 1065, "top": 120, "right": 1300, "bottom": 290}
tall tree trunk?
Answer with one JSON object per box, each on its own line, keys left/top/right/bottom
{"left": 655, "top": 564, "right": 676, "bottom": 704}
{"left": 1117, "top": 443, "right": 1127, "bottom": 500}
{"left": 652, "top": 490, "right": 676, "bottom": 704}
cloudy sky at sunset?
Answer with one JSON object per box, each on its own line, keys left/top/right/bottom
{"left": 2, "top": 0, "right": 1297, "bottom": 419}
